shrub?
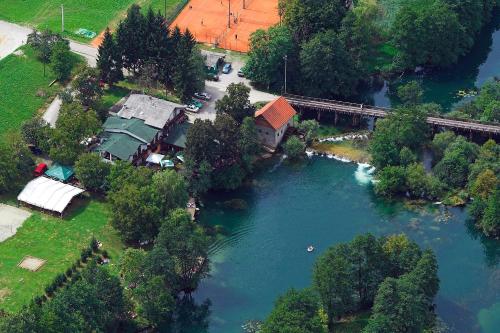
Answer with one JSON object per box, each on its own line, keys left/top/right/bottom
{"left": 284, "top": 136, "right": 305, "bottom": 160}
{"left": 76, "top": 259, "right": 81, "bottom": 267}
{"left": 101, "top": 250, "right": 109, "bottom": 259}
{"left": 90, "top": 236, "right": 99, "bottom": 253}
{"left": 45, "top": 284, "right": 55, "bottom": 296}
{"left": 65, "top": 268, "right": 73, "bottom": 277}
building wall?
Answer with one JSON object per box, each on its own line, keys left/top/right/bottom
{"left": 256, "top": 120, "right": 291, "bottom": 148}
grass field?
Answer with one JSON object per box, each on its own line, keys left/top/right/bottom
{"left": 0, "top": 46, "right": 61, "bottom": 139}
{"left": 0, "top": 198, "right": 124, "bottom": 313}
{"left": 0, "top": 0, "right": 186, "bottom": 43}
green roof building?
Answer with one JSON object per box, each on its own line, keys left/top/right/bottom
{"left": 163, "top": 122, "right": 191, "bottom": 149}
{"left": 94, "top": 94, "right": 186, "bottom": 164}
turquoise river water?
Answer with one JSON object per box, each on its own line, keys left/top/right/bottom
{"left": 195, "top": 12, "right": 500, "bottom": 333}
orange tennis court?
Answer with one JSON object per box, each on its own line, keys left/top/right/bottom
{"left": 171, "top": 0, "right": 279, "bottom": 52}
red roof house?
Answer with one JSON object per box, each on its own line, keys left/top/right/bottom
{"left": 254, "top": 97, "right": 297, "bottom": 148}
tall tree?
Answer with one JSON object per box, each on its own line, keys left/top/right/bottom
{"left": 74, "top": 153, "right": 111, "bottom": 192}
{"left": 116, "top": 4, "right": 146, "bottom": 74}
{"left": 300, "top": 30, "right": 360, "bottom": 98}
{"left": 97, "top": 27, "right": 123, "bottom": 85}
{"left": 215, "top": 83, "right": 254, "bottom": 124}
{"left": 392, "top": 0, "right": 465, "bottom": 68}
{"left": 313, "top": 243, "right": 355, "bottom": 330}
{"left": 238, "top": 117, "right": 260, "bottom": 170}
{"left": 27, "top": 29, "right": 66, "bottom": 76}
{"left": 50, "top": 40, "right": 73, "bottom": 81}
{"left": 261, "top": 289, "right": 326, "bottom": 333}
{"left": 49, "top": 103, "right": 101, "bottom": 165}
{"left": 173, "top": 30, "right": 205, "bottom": 102}
{"left": 245, "top": 25, "right": 294, "bottom": 89}
{"left": 283, "top": 0, "right": 348, "bottom": 43}
{"left": 154, "top": 209, "right": 211, "bottom": 293}
{"left": 72, "top": 66, "right": 103, "bottom": 108}
{"left": 151, "top": 169, "right": 189, "bottom": 219}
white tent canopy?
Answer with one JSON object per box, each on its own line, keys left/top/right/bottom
{"left": 146, "top": 153, "right": 165, "bottom": 165}
{"left": 17, "top": 177, "right": 84, "bottom": 214}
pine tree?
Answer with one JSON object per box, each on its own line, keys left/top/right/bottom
{"left": 97, "top": 27, "right": 123, "bottom": 85}
{"left": 116, "top": 4, "right": 146, "bottom": 74}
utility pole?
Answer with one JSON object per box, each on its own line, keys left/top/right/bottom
{"left": 228, "top": 0, "right": 231, "bottom": 28}
{"left": 283, "top": 54, "right": 287, "bottom": 94}
{"left": 61, "top": 4, "right": 64, "bottom": 32}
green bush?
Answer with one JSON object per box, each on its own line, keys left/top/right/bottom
{"left": 90, "top": 236, "right": 99, "bottom": 253}
{"left": 284, "top": 136, "right": 305, "bottom": 160}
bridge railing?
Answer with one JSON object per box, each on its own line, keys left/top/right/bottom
{"left": 284, "top": 94, "right": 500, "bottom": 128}
{"left": 284, "top": 93, "right": 390, "bottom": 111}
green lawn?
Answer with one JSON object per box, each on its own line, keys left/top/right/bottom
{"left": 0, "top": 199, "right": 124, "bottom": 313}
{"left": 0, "top": 46, "right": 61, "bottom": 139}
{"left": 0, "top": 0, "right": 187, "bottom": 42}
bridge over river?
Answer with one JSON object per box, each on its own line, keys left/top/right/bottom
{"left": 284, "top": 94, "right": 500, "bottom": 138}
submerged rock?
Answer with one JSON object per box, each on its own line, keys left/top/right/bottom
{"left": 223, "top": 199, "right": 248, "bottom": 210}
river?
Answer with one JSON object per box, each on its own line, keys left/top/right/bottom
{"left": 194, "top": 12, "right": 500, "bottom": 333}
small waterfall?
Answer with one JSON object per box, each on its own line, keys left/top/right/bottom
{"left": 354, "top": 163, "right": 376, "bottom": 185}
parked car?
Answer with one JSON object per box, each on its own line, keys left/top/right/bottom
{"left": 190, "top": 99, "right": 203, "bottom": 109}
{"left": 237, "top": 69, "right": 245, "bottom": 77}
{"left": 207, "top": 73, "right": 219, "bottom": 81}
{"left": 194, "top": 92, "right": 211, "bottom": 101}
{"left": 186, "top": 99, "right": 203, "bottom": 113}
{"left": 34, "top": 163, "right": 47, "bottom": 177}
{"left": 186, "top": 104, "right": 200, "bottom": 113}
{"left": 222, "top": 63, "right": 232, "bottom": 74}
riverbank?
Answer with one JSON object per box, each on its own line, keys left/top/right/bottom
{"left": 309, "top": 131, "right": 372, "bottom": 164}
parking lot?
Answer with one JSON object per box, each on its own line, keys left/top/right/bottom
{"left": 187, "top": 55, "right": 277, "bottom": 122}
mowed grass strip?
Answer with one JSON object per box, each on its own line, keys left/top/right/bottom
{"left": 0, "top": 0, "right": 137, "bottom": 38}
{"left": 0, "top": 0, "right": 186, "bottom": 43}
{"left": 0, "top": 199, "right": 124, "bottom": 313}
{"left": 0, "top": 46, "right": 60, "bottom": 138}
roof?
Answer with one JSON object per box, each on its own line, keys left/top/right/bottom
{"left": 18, "top": 177, "right": 84, "bottom": 214}
{"left": 163, "top": 122, "right": 190, "bottom": 149}
{"left": 44, "top": 164, "right": 74, "bottom": 182}
{"left": 103, "top": 116, "right": 158, "bottom": 143}
{"left": 254, "top": 97, "right": 296, "bottom": 130}
{"left": 117, "top": 94, "right": 184, "bottom": 129}
{"left": 95, "top": 131, "right": 143, "bottom": 161}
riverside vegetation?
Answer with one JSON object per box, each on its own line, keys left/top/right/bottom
{"left": 259, "top": 234, "right": 439, "bottom": 333}
{"left": 244, "top": 0, "right": 499, "bottom": 99}
{"left": 370, "top": 81, "right": 499, "bottom": 238}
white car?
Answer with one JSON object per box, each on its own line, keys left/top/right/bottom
{"left": 186, "top": 104, "right": 200, "bottom": 113}
{"left": 194, "top": 92, "right": 211, "bottom": 101}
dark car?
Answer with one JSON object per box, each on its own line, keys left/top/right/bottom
{"left": 222, "top": 63, "right": 232, "bottom": 74}
{"left": 207, "top": 73, "right": 219, "bottom": 81}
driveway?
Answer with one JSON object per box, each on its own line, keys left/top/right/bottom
{"left": 188, "top": 57, "right": 277, "bottom": 122}
{"left": 0, "top": 204, "right": 31, "bottom": 243}
{"left": 0, "top": 20, "right": 31, "bottom": 60}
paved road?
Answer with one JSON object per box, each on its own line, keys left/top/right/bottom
{"left": 42, "top": 96, "right": 63, "bottom": 127}
{"left": 0, "top": 20, "right": 98, "bottom": 65}
{"left": 0, "top": 20, "right": 31, "bottom": 60}
{"left": 69, "top": 40, "right": 98, "bottom": 66}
